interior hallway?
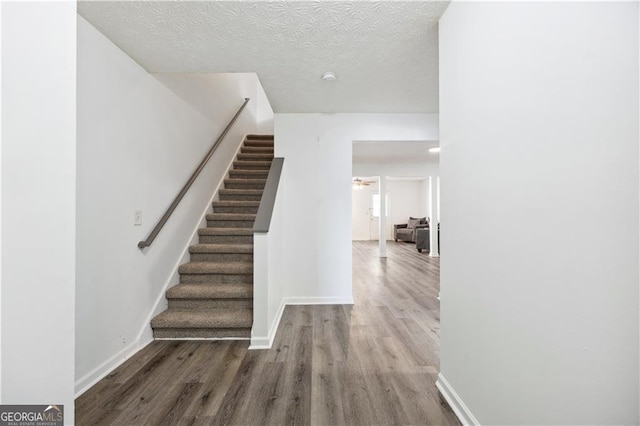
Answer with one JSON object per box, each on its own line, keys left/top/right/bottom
{"left": 76, "top": 241, "right": 458, "bottom": 425}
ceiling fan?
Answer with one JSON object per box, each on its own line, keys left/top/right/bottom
{"left": 352, "top": 177, "right": 375, "bottom": 189}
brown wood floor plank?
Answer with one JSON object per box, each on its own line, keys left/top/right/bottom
{"left": 76, "top": 241, "right": 460, "bottom": 426}
{"left": 280, "top": 325, "right": 312, "bottom": 425}
{"left": 183, "top": 341, "right": 248, "bottom": 420}
{"left": 310, "top": 363, "right": 346, "bottom": 426}
{"left": 264, "top": 306, "right": 296, "bottom": 363}
{"left": 158, "top": 382, "right": 204, "bottom": 426}
{"left": 110, "top": 342, "right": 208, "bottom": 424}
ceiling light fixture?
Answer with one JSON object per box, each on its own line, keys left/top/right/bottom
{"left": 322, "top": 71, "right": 337, "bottom": 82}
{"left": 429, "top": 146, "right": 440, "bottom": 153}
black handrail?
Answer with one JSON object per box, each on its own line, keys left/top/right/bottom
{"left": 253, "top": 158, "right": 284, "bottom": 233}
{"left": 138, "top": 98, "right": 250, "bottom": 249}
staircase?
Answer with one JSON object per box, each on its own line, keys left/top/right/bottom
{"left": 151, "top": 134, "right": 274, "bottom": 339}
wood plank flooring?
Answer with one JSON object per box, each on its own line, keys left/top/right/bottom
{"left": 76, "top": 241, "right": 460, "bottom": 425}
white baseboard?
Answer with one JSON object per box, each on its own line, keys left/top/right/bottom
{"left": 249, "top": 296, "right": 354, "bottom": 350}
{"left": 155, "top": 337, "right": 250, "bottom": 341}
{"left": 284, "top": 296, "right": 355, "bottom": 305}
{"left": 75, "top": 335, "right": 153, "bottom": 398}
{"left": 249, "top": 298, "right": 286, "bottom": 349}
{"left": 436, "top": 373, "right": 480, "bottom": 426}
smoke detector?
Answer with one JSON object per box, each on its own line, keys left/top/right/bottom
{"left": 322, "top": 72, "right": 337, "bottom": 82}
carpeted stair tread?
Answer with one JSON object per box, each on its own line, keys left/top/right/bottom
{"left": 179, "top": 261, "right": 253, "bottom": 275}
{"left": 241, "top": 146, "right": 274, "bottom": 153}
{"left": 243, "top": 141, "right": 274, "bottom": 148}
{"left": 225, "top": 178, "right": 267, "bottom": 182}
{"left": 189, "top": 244, "right": 253, "bottom": 254}
{"left": 238, "top": 151, "right": 274, "bottom": 156}
{"left": 153, "top": 328, "right": 251, "bottom": 339}
{"left": 219, "top": 189, "right": 264, "bottom": 196}
{"left": 206, "top": 213, "right": 256, "bottom": 221}
{"left": 246, "top": 134, "right": 274, "bottom": 140}
{"left": 233, "top": 161, "right": 272, "bottom": 169}
{"left": 212, "top": 201, "right": 260, "bottom": 208}
{"left": 237, "top": 153, "right": 274, "bottom": 161}
{"left": 151, "top": 308, "right": 253, "bottom": 329}
{"left": 198, "top": 228, "right": 253, "bottom": 235}
{"left": 224, "top": 182, "right": 267, "bottom": 189}
{"left": 166, "top": 282, "right": 253, "bottom": 299}
{"left": 229, "top": 170, "right": 270, "bottom": 178}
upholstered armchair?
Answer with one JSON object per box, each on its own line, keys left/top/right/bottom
{"left": 394, "top": 217, "right": 429, "bottom": 243}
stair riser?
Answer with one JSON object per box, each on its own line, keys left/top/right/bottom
{"left": 180, "top": 274, "right": 253, "bottom": 284}
{"left": 218, "top": 193, "right": 263, "bottom": 202}
{"left": 190, "top": 253, "right": 253, "bottom": 262}
{"left": 153, "top": 328, "right": 251, "bottom": 339}
{"left": 198, "top": 235, "right": 253, "bottom": 244}
{"left": 229, "top": 171, "right": 269, "bottom": 179}
{"left": 241, "top": 146, "right": 274, "bottom": 154}
{"left": 206, "top": 220, "right": 254, "bottom": 228}
{"left": 233, "top": 162, "right": 271, "bottom": 170}
{"left": 168, "top": 299, "right": 252, "bottom": 310}
{"left": 237, "top": 154, "right": 274, "bottom": 161}
{"left": 244, "top": 141, "right": 274, "bottom": 147}
{"left": 225, "top": 181, "right": 266, "bottom": 190}
{"left": 213, "top": 206, "right": 259, "bottom": 214}
{"left": 247, "top": 134, "right": 274, "bottom": 139}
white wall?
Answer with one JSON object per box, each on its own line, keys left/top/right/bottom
{"left": 353, "top": 162, "right": 439, "bottom": 178}
{"left": 252, "top": 164, "right": 286, "bottom": 348}
{"left": 1, "top": 2, "right": 76, "bottom": 423}
{"left": 0, "top": 2, "right": 3, "bottom": 403}
{"left": 274, "top": 113, "right": 438, "bottom": 302}
{"left": 256, "top": 77, "right": 274, "bottom": 134}
{"left": 420, "top": 179, "right": 430, "bottom": 224}
{"left": 439, "top": 2, "right": 639, "bottom": 424}
{"left": 388, "top": 180, "right": 427, "bottom": 233}
{"left": 76, "top": 17, "right": 264, "bottom": 395}
{"left": 152, "top": 72, "right": 273, "bottom": 131}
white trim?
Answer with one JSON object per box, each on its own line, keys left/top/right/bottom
{"left": 284, "top": 296, "right": 355, "bottom": 305}
{"left": 155, "top": 337, "right": 250, "bottom": 341}
{"left": 249, "top": 296, "right": 355, "bottom": 349}
{"left": 436, "top": 373, "right": 480, "bottom": 426}
{"left": 74, "top": 335, "right": 153, "bottom": 398}
{"left": 249, "top": 298, "right": 286, "bottom": 349}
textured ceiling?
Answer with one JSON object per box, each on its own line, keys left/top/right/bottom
{"left": 78, "top": 1, "right": 449, "bottom": 113}
{"left": 353, "top": 140, "right": 439, "bottom": 164}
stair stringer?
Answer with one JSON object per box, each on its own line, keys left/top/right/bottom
{"left": 136, "top": 134, "right": 250, "bottom": 344}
